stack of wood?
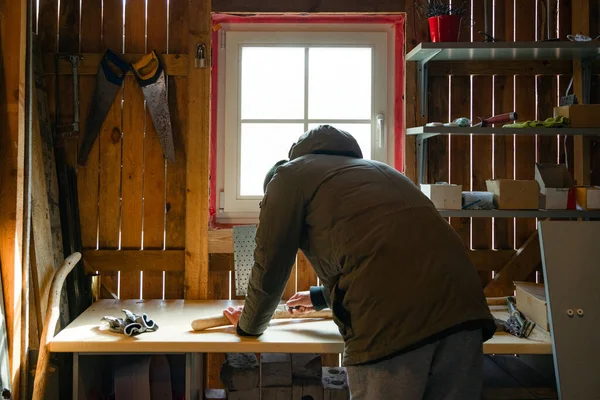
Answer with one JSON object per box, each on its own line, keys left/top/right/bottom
{"left": 216, "top": 353, "right": 349, "bottom": 400}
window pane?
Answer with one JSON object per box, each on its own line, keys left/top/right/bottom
{"left": 241, "top": 47, "right": 305, "bottom": 120}
{"left": 308, "top": 123, "right": 372, "bottom": 160}
{"left": 240, "top": 123, "right": 304, "bottom": 196}
{"left": 308, "top": 47, "right": 372, "bottom": 120}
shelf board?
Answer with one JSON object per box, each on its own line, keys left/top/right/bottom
{"left": 407, "top": 126, "right": 600, "bottom": 137}
{"left": 406, "top": 41, "right": 600, "bottom": 62}
{"left": 437, "top": 209, "right": 600, "bottom": 218}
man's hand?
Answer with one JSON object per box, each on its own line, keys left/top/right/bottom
{"left": 223, "top": 305, "right": 244, "bottom": 327}
{"left": 285, "top": 291, "right": 314, "bottom": 315}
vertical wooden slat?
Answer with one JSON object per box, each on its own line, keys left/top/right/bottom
{"left": 493, "top": 0, "right": 515, "bottom": 251}
{"left": 164, "top": 78, "right": 187, "bottom": 299}
{"left": 537, "top": 76, "right": 559, "bottom": 164}
{"left": 469, "top": 0, "right": 493, "bottom": 286}
{"left": 58, "top": 0, "right": 79, "bottom": 52}
{"left": 515, "top": 2, "right": 538, "bottom": 250}
{"left": 143, "top": 0, "right": 169, "bottom": 299}
{"left": 99, "top": 0, "right": 124, "bottom": 296}
{"left": 164, "top": 0, "right": 189, "bottom": 299}
{"left": 558, "top": 0, "right": 573, "bottom": 39}
{"left": 427, "top": 76, "right": 450, "bottom": 184}
{"left": 38, "top": 0, "right": 58, "bottom": 52}
{"left": 0, "top": 0, "right": 26, "bottom": 393}
{"left": 78, "top": 0, "right": 102, "bottom": 250}
{"left": 449, "top": 76, "right": 471, "bottom": 245}
{"left": 118, "top": 0, "right": 146, "bottom": 300}
{"left": 471, "top": 74, "right": 493, "bottom": 283}
{"left": 404, "top": 1, "right": 430, "bottom": 183}
{"left": 184, "top": 0, "right": 211, "bottom": 301}
{"left": 57, "top": 0, "right": 80, "bottom": 167}
{"left": 296, "top": 252, "right": 317, "bottom": 292}
{"left": 425, "top": 1, "right": 450, "bottom": 187}
{"left": 572, "top": 0, "right": 592, "bottom": 186}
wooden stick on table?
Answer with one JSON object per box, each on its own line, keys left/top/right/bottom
{"left": 191, "top": 297, "right": 508, "bottom": 331}
{"left": 191, "top": 307, "right": 333, "bottom": 331}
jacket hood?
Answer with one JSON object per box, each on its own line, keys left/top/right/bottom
{"left": 288, "top": 125, "right": 363, "bottom": 160}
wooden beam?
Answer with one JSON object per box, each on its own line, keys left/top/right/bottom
{"left": 469, "top": 250, "right": 516, "bottom": 272}
{"left": 208, "top": 230, "right": 234, "bottom": 253}
{"left": 484, "top": 232, "right": 541, "bottom": 297}
{"left": 428, "top": 60, "right": 577, "bottom": 76}
{"left": 43, "top": 53, "right": 189, "bottom": 76}
{"left": 83, "top": 250, "right": 185, "bottom": 272}
{"left": 207, "top": 229, "right": 515, "bottom": 271}
{"left": 572, "top": 0, "right": 591, "bottom": 186}
{"left": 0, "top": 0, "right": 27, "bottom": 395}
{"left": 184, "top": 0, "right": 211, "bottom": 300}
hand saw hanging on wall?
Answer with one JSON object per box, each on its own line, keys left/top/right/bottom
{"left": 132, "top": 50, "right": 176, "bottom": 163}
{"left": 78, "top": 50, "right": 129, "bottom": 166}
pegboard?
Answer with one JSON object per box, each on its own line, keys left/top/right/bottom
{"left": 233, "top": 225, "right": 258, "bottom": 296}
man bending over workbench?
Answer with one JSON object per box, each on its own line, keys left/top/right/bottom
{"left": 222, "top": 125, "right": 496, "bottom": 400}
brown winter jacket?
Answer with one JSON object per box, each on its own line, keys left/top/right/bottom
{"left": 238, "top": 125, "right": 496, "bottom": 366}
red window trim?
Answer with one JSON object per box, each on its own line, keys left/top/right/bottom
{"left": 209, "top": 13, "right": 406, "bottom": 225}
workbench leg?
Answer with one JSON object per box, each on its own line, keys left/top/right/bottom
{"left": 72, "top": 353, "right": 79, "bottom": 400}
{"left": 186, "top": 353, "right": 204, "bottom": 400}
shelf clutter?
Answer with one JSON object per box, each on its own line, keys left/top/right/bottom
{"left": 421, "top": 163, "right": 600, "bottom": 218}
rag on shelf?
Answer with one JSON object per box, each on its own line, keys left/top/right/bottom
{"left": 101, "top": 309, "right": 159, "bottom": 336}
{"left": 503, "top": 116, "right": 569, "bottom": 128}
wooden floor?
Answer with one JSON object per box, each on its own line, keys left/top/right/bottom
{"left": 483, "top": 355, "right": 557, "bottom": 400}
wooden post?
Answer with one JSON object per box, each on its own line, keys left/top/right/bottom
{"left": 0, "top": 0, "right": 27, "bottom": 396}
{"left": 185, "top": 0, "right": 211, "bottom": 300}
{"left": 572, "top": 0, "right": 591, "bottom": 186}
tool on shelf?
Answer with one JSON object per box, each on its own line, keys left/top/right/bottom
{"left": 504, "top": 296, "right": 536, "bottom": 338}
{"left": 472, "top": 112, "right": 517, "bottom": 127}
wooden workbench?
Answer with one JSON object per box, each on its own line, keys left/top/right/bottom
{"left": 51, "top": 300, "right": 551, "bottom": 354}
{"left": 52, "top": 300, "right": 551, "bottom": 399}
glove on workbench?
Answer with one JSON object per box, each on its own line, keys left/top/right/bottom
{"left": 101, "top": 309, "right": 159, "bottom": 336}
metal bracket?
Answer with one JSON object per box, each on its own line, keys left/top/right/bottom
{"left": 55, "top": 54, "right": 81, "bottom": 138}
{"left": 417, "top": 50, "right": 441, "bottom": 118}
{"left": 581, "top": 57, "right": 593, "bottom": 105}
{"left": 416, "top": 133, "right": 438, "bottom": 185}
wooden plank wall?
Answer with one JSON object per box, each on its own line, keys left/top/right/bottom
{"left": 37, "top": 0, "right": 188, "bottom": 300}
{"left": 0, "top": 0, "right": 27, "bottom": 395}
{"left": 34, "top": 0, "right": 599, "bottom": 391}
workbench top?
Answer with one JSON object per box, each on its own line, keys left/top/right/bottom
{"left": 49, "top": 300, "right": 552, "bottom": 355}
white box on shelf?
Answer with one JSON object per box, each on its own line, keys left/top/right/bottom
{"left": 420, "top": 184, "right": 462, "bottom": 210}
{"left": 535, "top": 163, "right": 574, "bottom": 210}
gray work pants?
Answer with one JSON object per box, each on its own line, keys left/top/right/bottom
{"left": 346, "top": 328, "right": 483, "bottom": 400}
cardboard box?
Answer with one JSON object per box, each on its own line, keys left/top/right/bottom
{"left": 553, "top": 105, "right": 600, "bottom": 128}
{"left": 575, "top": 186, "right": 600, "bottom": 210}
{"left": 515, "top": 282, "right": 549, "bottom": 331}
{"left": 420, "top": 184, "right": 462, "bottom": 210}
{"left": 535, "top": 163, "right": 575, "bottom": 209}
{"left": 485, "top": 180, "right": 539, "bottom": 210}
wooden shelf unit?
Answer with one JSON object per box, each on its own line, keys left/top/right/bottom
{"left": 409, "top": 126, "right": 600, "bottom": 184}
{"left": 407, "top": 41, "right": 600, "bottom": 116}
{"left": 437, "top": 209, "right": 600, "bottom": 219}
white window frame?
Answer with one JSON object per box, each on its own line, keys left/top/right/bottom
{"left": 216, "top": 24, "right": 396, "bottom": 223}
